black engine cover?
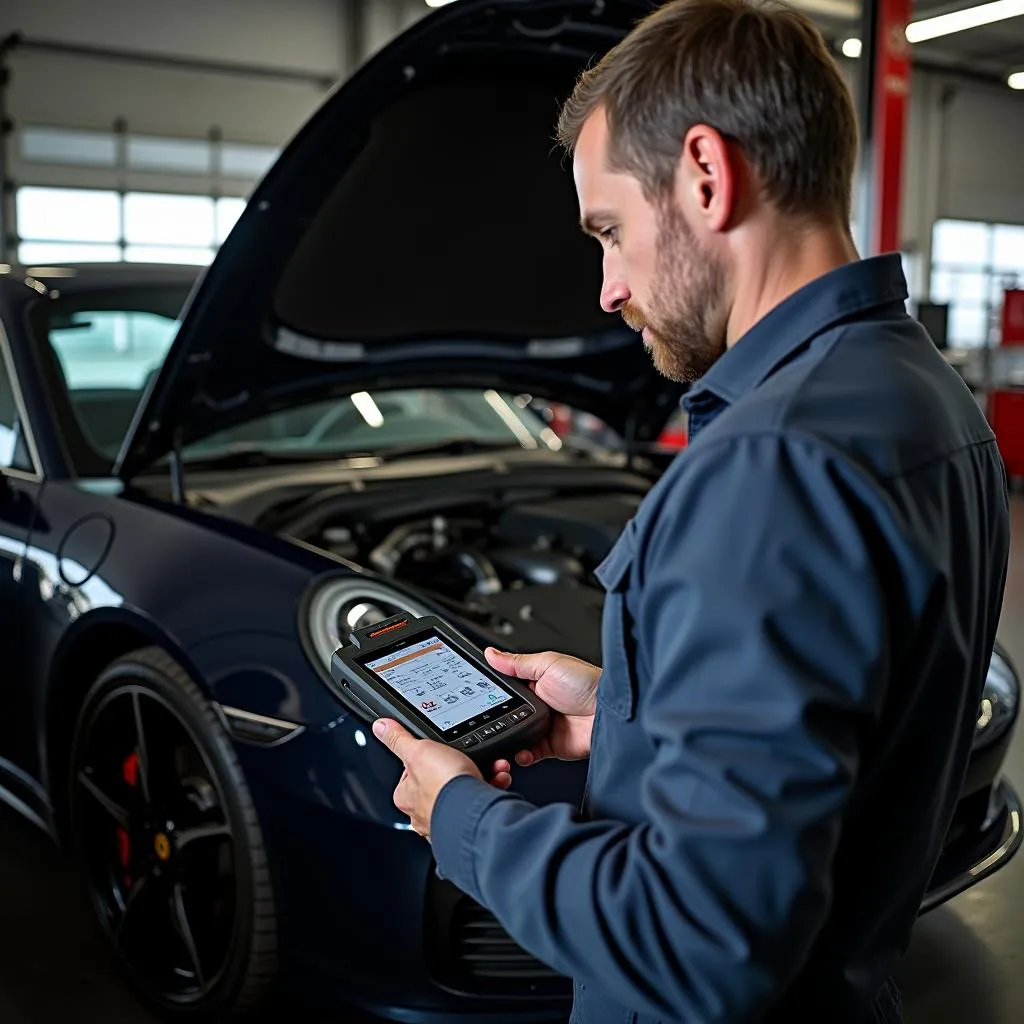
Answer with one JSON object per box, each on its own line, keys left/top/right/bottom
{"left": 497, "top": 494, "right": 640, "bottom": 563}
{"left": 478, "top": 583, "right": 606, "bottom": 665}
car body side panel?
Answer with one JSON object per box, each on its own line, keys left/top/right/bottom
{"left": 20, "top": 480, "right": 355, "bottom": 791}
{"left": 0, "top": 471, "right": 51, "bottom": 825}
{"left": 231, "top": 719, "right": 577, "bottom": 1023}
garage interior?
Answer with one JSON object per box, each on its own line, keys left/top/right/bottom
{"left": 0, "top": 0, "right": 1023, "bottom": 1022}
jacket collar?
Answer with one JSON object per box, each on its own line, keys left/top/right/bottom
{"left": 683, "top": 253, "right": 909, "bottom": 412}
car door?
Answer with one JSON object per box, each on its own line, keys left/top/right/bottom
{"left": 0, "top": 333, "right": 48, "bottom": 797}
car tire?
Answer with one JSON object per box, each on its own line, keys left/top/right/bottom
{"left": 67, "top": 645, "right": 277, "bottom": 1021}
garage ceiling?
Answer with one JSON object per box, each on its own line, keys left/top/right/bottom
{"left": 910, "top": 0, "right": 1024, "bottom": 77}
{"left": 792, "top": 0, "right": 1024, "bottom": 82}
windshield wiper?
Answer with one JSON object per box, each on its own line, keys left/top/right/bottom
{"left": 374, "top": 438, "right": 531, "bottom": 461}
{"left": 178, "top": 438, "right": 537, "bottom": 473}
{"left": 179, "top": 446, "right": 354, "bottom": 471}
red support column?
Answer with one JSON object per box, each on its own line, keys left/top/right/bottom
{"left": 869, "top": 0, "right": 912, "bottom": 255}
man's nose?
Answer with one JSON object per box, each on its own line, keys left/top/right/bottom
{"left": 600, "top": 275, "right": 630, "bottom": 314}
{"left": 598, "top": 250, "right": 626, "bottom": 311}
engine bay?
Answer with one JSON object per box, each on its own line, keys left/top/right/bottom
{"left": 275, "top": 486, "right": 647, "bottom": 663}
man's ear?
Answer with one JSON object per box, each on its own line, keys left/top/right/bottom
{"left": 675, "top": 124, "right": 736, "bottom": 235}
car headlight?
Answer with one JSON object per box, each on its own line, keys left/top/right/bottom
{"left": 975, "top": 646, "right": 1020, "bottom": 749}
{"left": 302, "top": 575, "right": 434, "bottom": 677}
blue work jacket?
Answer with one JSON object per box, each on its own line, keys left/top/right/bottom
{"left": 431, "top": 254, "right": 1010, "bottom": 1023}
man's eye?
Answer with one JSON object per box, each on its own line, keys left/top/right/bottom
{"left": 600, "top": 226, "right": 619, "bottom": 247}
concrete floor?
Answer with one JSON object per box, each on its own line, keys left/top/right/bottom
{"left": 2, "top": 498, "right": 1024, "bottom": 1023}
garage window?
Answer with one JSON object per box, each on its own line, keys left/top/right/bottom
{"left": 123, "top": 193, "right": 216, "bottom": 265}
{"left": 930, "top": 219, "right": 1024, "bottom": 347}
{"left": 20, "top": 126, "right": 118, "bottom": 168}
{"left": 17, "top": 186, "right": 121, "bottom": 244}
{"left": 14, "top": 186, "right": 247, "bottom": 267}
{"left": 12, "top": 124, "right": 275, "bottom": 267}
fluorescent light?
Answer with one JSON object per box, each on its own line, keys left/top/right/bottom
{"left": 906, "top": 0, "right": 1024, "bottom": 41}
{"left": 839, "top": 0, "right": 1024, "bottom": 58}
{"left": 1009, "top": 70, "right": 1024, "bottom": 88}
{"left": 351, "top": 391, "right": 384, "bottom": 428}
{"left": 483, "top": 389, "right": 539, "bottom": 449}
{"left": 540, "top": 427, "right": 564, "bottom": 451}
{"left": 24, "top": 266, "right": 78, "bottom": 278}
{"left": 425, "top": 0, "right": 457, "bottom": 6}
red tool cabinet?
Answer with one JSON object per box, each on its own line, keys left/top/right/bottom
{"left": 988, "top": 388, "right": 1024, "bottom": 478}
{"left": 986, "top": 290, "right": 1024, "bottom": 479}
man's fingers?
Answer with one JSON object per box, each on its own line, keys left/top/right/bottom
{"left": 372, "top": 718, "right": 418, "bottom": 763}
{"left": 484, "top": 647, "right": 561, "bottom": 682}
{"left": 394, "top": 778, "right": 413, "bottom": 815}
{"left": 489, "top": 759, "right": 513, "bottom": 790}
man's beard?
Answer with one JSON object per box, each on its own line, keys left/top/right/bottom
{"left": 620, "top": 205, "right": 728, "bottom": 383}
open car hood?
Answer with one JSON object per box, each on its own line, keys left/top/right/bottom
{"left": 114, "top": 0, "right": 680, "bottom": 480}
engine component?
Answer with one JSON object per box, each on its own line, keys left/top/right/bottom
{"left": 397, "top": 545, "right": 503, "bottom": 599}
{"left": 320, "top": 525, "right": 360, "bottom": 559}
{"left": 487, "top": 547, "right": 585, "bottom": 586}
{"left": 368, "top": 515, "right": 451, "bottom": 575}
{"left": 304, "top": 490, "right": 642, "bottom": 656}
{"left": 435, "top": 548, "right": 503, "bottom": 597}
{"left": 497, "top": 495, "right": 640, "bottom": 563}
{"left": 478, "top": 584, "right": 606, "bottom": 665}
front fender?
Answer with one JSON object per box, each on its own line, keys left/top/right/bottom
{"left": 187, "top": 628, "right": 347, "bottom": 728}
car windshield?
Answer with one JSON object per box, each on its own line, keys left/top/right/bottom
{"left": 179, "top": 388, "right": 559, "bottom": 464}
{"left": 37, "top": 288, "right": 561, "bottom": 473}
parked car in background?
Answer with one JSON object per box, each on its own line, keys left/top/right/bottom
{"left": 0, "top": 1, "right": 1019, "bottom": 1020}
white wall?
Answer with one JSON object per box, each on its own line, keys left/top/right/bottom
{"left": 0, "top": 0, "right": 353, "bottom": 144}
{"left": 901, "top": 67, "right": 1024, "bottom": 297}
{"left": 938, "top": 82, "right": 1024, "bottom": 225}
{"left": 0, "top": 0, "right": 347, "bottom": 76}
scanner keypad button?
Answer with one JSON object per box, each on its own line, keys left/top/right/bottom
{"left": 458, "top": 734, "right": 480, "bottom": 750}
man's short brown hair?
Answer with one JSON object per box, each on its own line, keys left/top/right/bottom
{"left": 556, "top": 0, "right": 858, "bottom": 223}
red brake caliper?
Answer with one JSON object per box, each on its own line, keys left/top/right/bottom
{"left": 117, "top": 752, "right": 140, "bottom": 887}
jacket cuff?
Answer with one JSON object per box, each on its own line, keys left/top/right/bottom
{"left": 430, "top": 774, "right": 509, "bottom": 900}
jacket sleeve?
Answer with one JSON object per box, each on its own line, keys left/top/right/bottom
{"left": 429, "top": 433, "right": 896, "bottom": 1022}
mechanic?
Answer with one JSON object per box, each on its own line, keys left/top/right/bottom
{"left": 370, "top": 1, "right": 1011, "bottom": 1021}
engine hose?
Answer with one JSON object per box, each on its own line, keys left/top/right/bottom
{"left": 449, "top": 548, "right": 503, "bottom": 596}
{"left": 368, "top": 522, "right": 436, "bottom": 575}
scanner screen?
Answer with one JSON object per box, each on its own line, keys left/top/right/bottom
{"left": 365, "top": 634, "right": 515, "bottom": 731}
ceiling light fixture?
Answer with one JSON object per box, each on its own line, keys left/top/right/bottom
{"left": 906, "top": 0, "right": 1024, "bottom": 41}
{"left": 1009, "top": 70, "right": 1024, "bottom": 88}
{"left": 425, "top": 0, "right": 457, "bottom": 7}
{"left": 838, "top": 0, "right": 1024, "bottom": 58}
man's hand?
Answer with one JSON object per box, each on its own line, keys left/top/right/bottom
{"left": 483, "top": 647, "right": 600, "bottom": 790}
{"left": 372, "top": 718, "right": 483, "bottom": 838}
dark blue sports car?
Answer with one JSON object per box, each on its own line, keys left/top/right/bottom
{"left": 0, "top": 1, "right": 1020, "bottom": 1021}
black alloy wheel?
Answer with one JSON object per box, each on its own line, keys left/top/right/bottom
{"left": 68, "top": 646, "right": 277, "bottom": 1020}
